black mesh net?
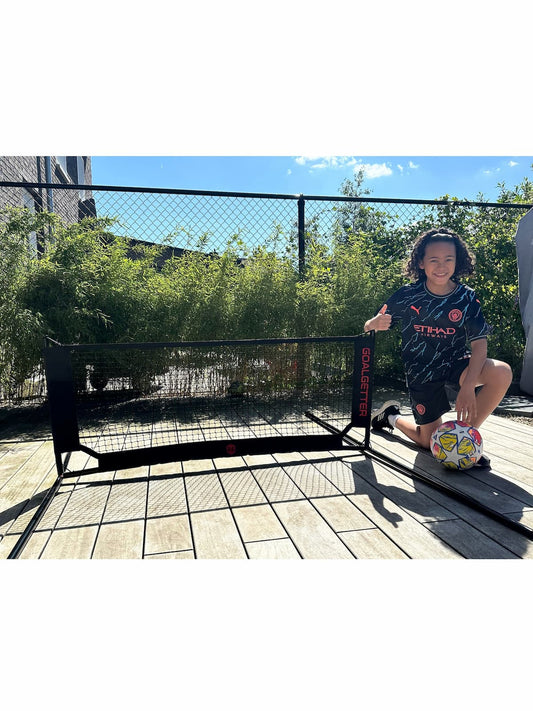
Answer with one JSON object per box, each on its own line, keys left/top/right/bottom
{"left": 70, "top": 339, "right": 359, "bottom": 455}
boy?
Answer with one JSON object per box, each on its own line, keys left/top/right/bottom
{"left": 364, "top": 228, "right": 512, "bottom": 468}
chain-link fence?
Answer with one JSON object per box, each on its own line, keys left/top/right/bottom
{"left": 2, "top": 180, "right": 532, "bottom": 271}
{"left": 1, "top": 180, "right": 532, "bottom": 405}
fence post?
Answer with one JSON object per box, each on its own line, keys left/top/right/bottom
{"left": 298, "top": 194, "right": 305, "bottom": 278}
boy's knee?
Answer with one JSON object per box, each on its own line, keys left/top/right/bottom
{"left": 499, "top": 361, "right": 513, "bottom": 386}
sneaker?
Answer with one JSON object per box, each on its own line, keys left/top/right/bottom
{"left": 474, "top": 454, "right": 491, "bottom": 469}
{"left": 371, "top": 400, "right": 401, "bottom": 431}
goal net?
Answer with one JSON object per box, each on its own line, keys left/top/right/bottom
{"left": 44, "top": 334, "right": 374, "bottom": 477}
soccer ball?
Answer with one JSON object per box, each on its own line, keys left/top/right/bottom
{"left": 430, "top": 420, "right": 483, "bottom": 470}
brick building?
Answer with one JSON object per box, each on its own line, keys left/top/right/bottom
{"left": 0, "top": 155, "right": 94, "bottom": 223}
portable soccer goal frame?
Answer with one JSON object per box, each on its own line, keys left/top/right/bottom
{"left": 43, "top": 333, "right": 375, "bottom": 478}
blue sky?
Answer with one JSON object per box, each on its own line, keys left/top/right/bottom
{"left": 91, "top": 156, "right": 533, "bottom": 203}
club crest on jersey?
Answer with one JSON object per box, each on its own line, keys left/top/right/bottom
{"left": 416, "top": 403, "right": 426, "bottom": 415}
{"left": 448, "top": 309, "right": 463, "bottom": 323}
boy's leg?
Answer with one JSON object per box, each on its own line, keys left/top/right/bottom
{"left": 394, "top": 416, "right": 442, "bottom": 450}
{"left": 394, "top": 358, "right": 511, "bottom": 457}
{"left": 459, "top": 358, "right": 512, "bottom": 429}
{"left": 371, "top": 400, "right": 442, "bottom": 450}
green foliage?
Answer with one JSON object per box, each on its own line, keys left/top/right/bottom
{"left": 0, "top": 208, "right": 56, "bottom": 396}
{"left": 1, "top": 169, "right": 532, "bottom": 399}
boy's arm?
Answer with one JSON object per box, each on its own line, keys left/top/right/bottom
{"left": 455, "top": 337, "right": 487, "bottom": 423}
{"left": 364, "top": 305, "right": 392, "bottom": 333}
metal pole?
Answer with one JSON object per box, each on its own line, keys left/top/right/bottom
{"left": 298, "top": 194, "right": 305, "bottom": 278}
{"left": 44, "top": 157, "right": 54, "bottom": 212}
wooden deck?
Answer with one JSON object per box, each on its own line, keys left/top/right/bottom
{"left": 1, "top": 410, "right": 533, "bottom": 559}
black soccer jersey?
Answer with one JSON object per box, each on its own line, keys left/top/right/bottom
{"left": 379, "top": 281, "right": 491, "bottom": 385}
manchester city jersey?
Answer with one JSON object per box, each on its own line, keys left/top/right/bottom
{"left": 379, "top": 281, "right": 491, "bottom": 385}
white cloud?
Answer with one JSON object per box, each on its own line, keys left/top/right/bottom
{"left": 397, "top": 164, "right": 404, "bottom": 172}
{"left": 408, "top": 161, "right": 419, "bottom": 170}
{"left": 294, "top": 156, "right": 392, "bottom": 179}
{"left": 363, "top": 162, "right": 393, "bottom": 178}
{"left": 287, "top": 169, "right": 292, "bottom": 175}
{"left": 508, "top": 160, "right": 518, "bottom": 167}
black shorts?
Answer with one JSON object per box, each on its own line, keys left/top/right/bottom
{"left": 408, "top": 358, "right": 470, "bottom": 426}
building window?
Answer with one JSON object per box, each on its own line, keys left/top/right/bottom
{"left": 56, "top": 156, "right": 69, "bottom": 182}
{"left": 76, "top": 156, "right": 86, "bottom": 200}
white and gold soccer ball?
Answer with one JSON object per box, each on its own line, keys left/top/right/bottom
{"left": 430, "top": 420, "right": 483, "bottom": 470}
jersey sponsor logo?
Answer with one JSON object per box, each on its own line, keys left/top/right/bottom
{"left": 413, "top": 324, "right": 456, "bottom": 337}
{"left": 416, "top": 403, "right": 426, "bottom": 415}
{"left": 448, "top": 308, "right": 463, "bottom": 323}
{"left": 410, "top": 305, "right": 421, "bottom": 315}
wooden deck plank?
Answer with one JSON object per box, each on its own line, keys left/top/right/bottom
{"left": 33, "top": 486, "right": 77, "bottom": 531}
{"left": 185, "top": 473, "right": 229, "bottom": 512}
{"left": 0, "top": 441, "right": 57, "bottom": 539}
{"left": 249, "top": 464, "right": 306, "bottom": 503}
{"left": 149, "top": 461, "right": 183, "bottom": 477}
{"left": 113, "top": 465, "right": 150, "bottom": 481}
{"left": 2, "top": 408, "right": 533, "bottom": 560}
{"left": 246, "top": 538, "right": 301, "bottom": 559}
{"left": 272, "top": 500, "right": 354, "bottom": 559}
{"left": 0, "top": 440, "right": 56, "bottom": 507}
{"left": 0, "top": 533, "right": 22, "bottom": 559}
{"left": 144, "top": 550, "right": 195, "bottom": 559}
{"left": 482, "top": 415, "right": 533, "bottom": 455}
{"left": 311, "top": 494, "right": 379, "bottom": 532}
{"left": 385, "top": 467, "right": 533, "bottom": 558}
{"left": 232, "top": 503, "right": 287, "bottom": 542}
{"left": 334, "top": 456, "right": 459, "bottom": 525}
{"left": 39, "top": 525, "right": 99, "bottom": 559}
{"left": 218, "top": 469, "right": 268, "bottom": 507}
{"left": 312, "top": 457, "right": 463, "bottom": 558}
{"left": 371, "top": 434, "right": 531, "bottom": 515}
{"left": 101, "top": 481, "right": 148, "bottom": 523}
{"left": 345, "top": 490, "right": 463, "bottom": 559}
{"left": 279, "top": 461, "right": 343, "bottom": 498}
{"left": 144, "top": 514, "right": 192, "bottom": 556}
{"left": 0, "top": 441, "right": 43, "bottom": 489}
{"left": 146, "top": 477, "right": 188, "bottom": 517}
{"left": 423, "top": 519, "right": 520, "bottom": 559}
{"left": 92, "top": 520, "right": 145, "bottom": 559}
{"left": 52, "top": 483, "right": 112, "bottom": 529}
{"left": 16, "top": 530, "right": 51, "bottom": 559}
{"left": 190, "top": 508, "right": 247, "bottom": 559}
{"left": 339, "top": 529, "right": 409, "bottom": 559}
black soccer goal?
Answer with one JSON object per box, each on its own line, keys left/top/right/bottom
{"left": 43, "top": 333, "right": 375, "bottom": 478}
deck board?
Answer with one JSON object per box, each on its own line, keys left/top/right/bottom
{"left": 245, "top": 538, "right": 301, "bottom": 559}
{"left": 232, "top": 503, "right": 287, "bottom": 544}
{"left": 338, "top": 528, "right": 409, "bottom": 559}
{"left": 144, "top": 514, "right": 193, "bottom": 556}
{"left": 39, "top": 524, "right": 100, "bottom": 559}
{"left": 92, "top": 520, "right": 145, "bottom": 559}
{"left": 190, "top": 508, "right": 247, "bottom": 559}
{"left": 1, "top": 409, "right": 533, "bottom": 559}
{"left": 272, "top": 500, "right": 355, "bottom": 559}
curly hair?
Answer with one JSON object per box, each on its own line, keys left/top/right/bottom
{"left": 404, "top": 227, "right": 476, "bottom": 283}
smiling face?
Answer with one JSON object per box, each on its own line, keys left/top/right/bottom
{"left": 419, "top": 240, "right": 457, "bottom": 294}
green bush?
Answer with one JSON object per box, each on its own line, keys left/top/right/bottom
{"left": 1, "top": 173, "right": 531, "bottom": 399}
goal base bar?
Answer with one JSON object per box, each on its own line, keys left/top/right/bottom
{"left": 67, "top": 431, "right": 363, "bottom": 477}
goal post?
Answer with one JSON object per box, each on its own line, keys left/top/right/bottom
{"left": 43, "top": 333, "right": 375, "bottom": 478}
